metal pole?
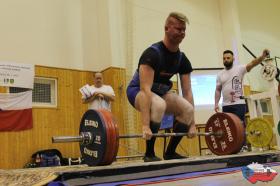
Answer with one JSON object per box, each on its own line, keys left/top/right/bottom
{"left": 242, "top": 44, "right": 264, "bottom": 66}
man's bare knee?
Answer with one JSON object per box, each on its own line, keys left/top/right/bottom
{"left": 134, "top": 91, "right": 146, "bottom": 111}
{"left": 177, "top": 102, "right": 194, "bottom": 125}
{"left": 185, "top": 104, "right": 194, "bottom": 116}
{"left": 151, "top": 96, "right": 166, "bottom": 122}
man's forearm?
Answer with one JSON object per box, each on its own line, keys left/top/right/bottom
{"left": 184, "top": 94, "right": 194, "bottom": 107}
{"left": 94, "top": 92, "right": 115, "bottom": 101}
{"left": 246, "top": 50, "right": 269, "bottom": 72}
{"left": 82, "top": 95, "right": 96, "bottom": 104}
{"left": 183, "top": 90, "right": 195, "bottom": 126}
{"left": 103, "top": 93, "right": 115, "bottom": 101}
{"left": 141, "top": 90, "right": 152, "bottom": 128}
{"left": 215, "top": 90, "right": 221, "bottom": 106}
{"left": 252, "top": 55, "right": 266, "bottom": 66}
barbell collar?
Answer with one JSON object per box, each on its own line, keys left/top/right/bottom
{"left": 52, "top": 136, "right": 83, "bottom": 143}
{"left": 52, "top": 132, "right": 92, "bottom": 145}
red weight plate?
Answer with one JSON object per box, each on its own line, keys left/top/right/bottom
{"left": 99, "top": 109, "right": 119, "bottom": 165}
{"left": 205, "top": 112, "right": 245, "bottom": 155}
{"left": 229, "top": 113, "right": 245, "bottom": 154}
{"left": 98, "top": 109, "right": 119, "bottom": 165}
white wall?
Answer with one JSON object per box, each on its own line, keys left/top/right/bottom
{"left": 237, "top": 0, "right": 280, "bottom": 91}
{"left": 0, "top": 0, "right": 84, "bottom": 69}
{"left": 130, "top": 0, "right": 225, "bottom": 71}
{"left": 0, "top": 0, "right": 130, "bottom": 71}
{"left": 81, "top": 0, "right": 115, "bottom": 71}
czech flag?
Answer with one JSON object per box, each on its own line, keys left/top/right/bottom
{"left": 0, "top": 90, "right": 33, "bottom": 131}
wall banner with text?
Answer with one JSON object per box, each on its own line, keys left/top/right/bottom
{"left": 0, "top": 62, "right": 34, "bottom": 89}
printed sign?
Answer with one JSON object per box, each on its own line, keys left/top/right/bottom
{"left": 0, "top": 62, "right": 34, "bottom": 89}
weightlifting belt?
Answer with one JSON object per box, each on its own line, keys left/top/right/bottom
{"left": 151, "top": 82, "right": 172, "bottom": 96}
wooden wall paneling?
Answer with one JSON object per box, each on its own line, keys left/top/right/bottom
{"left": 135, "top": 111, "right": 145, "bottom": 156}
{"left": 0, "top": 87, "right": 7, "bottom": 93}
{"left": 0, "top": 132, "right": 9, "bottom": 168}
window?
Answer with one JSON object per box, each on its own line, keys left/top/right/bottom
{"left": 190, "top": 69, "right": 221, "bottom": 107}
{"left": 9, "top": 77, "right": 57, "bottom": 108}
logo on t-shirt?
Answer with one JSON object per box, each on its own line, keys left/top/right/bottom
{"left": 232, "top": 76, "right": 242, "bottom": 93}
{"left": 230, "top": 76, "right": 243, "bottom": 102}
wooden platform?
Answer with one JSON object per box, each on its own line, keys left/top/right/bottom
{"left": 1, "top": 150, "right": 280, "bottom": 186}
{"left": 62, "top": 150, "right": 280, "bottom": 185}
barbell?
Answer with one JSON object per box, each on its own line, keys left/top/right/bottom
{"left": 52, "top": 109, "right": 273, "bottom": 166}
{"left": 53, "top": 131, "right": 222, "bottom": 143}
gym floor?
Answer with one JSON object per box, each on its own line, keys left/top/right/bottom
{"left": 92, "top": 163, "right": 280, "bottom": 186}
{"left": 1, "top": 150, "right": 280, "bottom": 186}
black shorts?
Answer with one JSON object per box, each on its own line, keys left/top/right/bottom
{"left": 222, "top": 104, "right": 247, "bottom": 125}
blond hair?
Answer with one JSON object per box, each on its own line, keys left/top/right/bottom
{"left": 166, "top": 12, "right": 189, "bottom": 25}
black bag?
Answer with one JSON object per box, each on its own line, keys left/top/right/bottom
{"left": 40, "top": 154, "right": 60, "bottom": 167}
{"left": 31, "top": 149, "right": 62, "bottom": 167}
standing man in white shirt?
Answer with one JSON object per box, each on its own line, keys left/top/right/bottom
{"left": 214, "top": 49, "right": 269, "bottom": 151}
{"left": 82, "top": 72, "right": 115, "bottom": 111}
{"left": 215, "top": 49, "right": 269, "bottom": 121}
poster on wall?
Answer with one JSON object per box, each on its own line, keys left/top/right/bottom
{"left": 0, "top": 62, "right": 34, "bottom": 89}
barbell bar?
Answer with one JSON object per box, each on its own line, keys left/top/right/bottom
{"left": 52, "top": 130, "right": 224, "bottom": 145}
{"left": 52, "top": 130, "right": 260, "bottom": 144}
{"left": 121, "top": 131, "right": 262, "bottom": 138}
{"left": 118, "top": 131, "right": 223, "bottom": 138}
